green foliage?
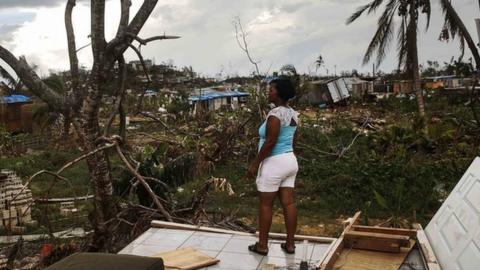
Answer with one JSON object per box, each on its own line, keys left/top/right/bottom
{"left": 297, "top": 95, "right": 479, "bottom": 225}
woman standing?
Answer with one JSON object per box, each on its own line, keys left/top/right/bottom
{"left": 247, "top": 78, "right": 299, "bottom": 255}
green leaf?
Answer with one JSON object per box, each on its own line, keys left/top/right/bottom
{"left": 374, "top": 190, "right": 389, "bottom": 210}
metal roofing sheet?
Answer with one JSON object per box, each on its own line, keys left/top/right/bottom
{"left": 189, "top": 89, "right": 249, "bottom": 102}
{"left": 0, "top": 95, "right": 32, "bottom": 104}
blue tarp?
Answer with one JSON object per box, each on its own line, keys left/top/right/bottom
{"left": 0, "top": 95, "right": 32, "bottom": 104}
{"left": 189, "top": 89, "right": 250, "bottom": 102}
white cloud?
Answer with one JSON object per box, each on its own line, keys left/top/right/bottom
{"left": 0, "top": 0, "right": 479, "bottom": 77}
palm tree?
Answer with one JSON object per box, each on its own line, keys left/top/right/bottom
{"left": 438, "top": 0, "right": 480, "bottom": 69}
{"left": 315, "top": 55, "right": 325, "bottom": 71}
{"left": 347, "top": 0, "right": 432, "bottom": 117}
{"left": 0, "top": 65, "right": 22, "bottom": 94}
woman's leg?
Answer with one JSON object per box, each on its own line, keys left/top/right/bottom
{"left": 258, "top": 191, "right": 277, "bottom": 251}
{"left": 279, "top": 187, "right": 297, "bottom": 250}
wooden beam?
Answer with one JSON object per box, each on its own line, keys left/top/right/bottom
{"left": 345, "top": 231, "right": 410, "bottom": 246}
{"left": 151, "top": 220, "right": 335, "bottom": 243}
{"left": 412, "top": 223, "right": 441, "bottom": 270}
{"left": 318, "top": 211, "right": 362, "bottom": 270}
{"left": 344, "top": 231, "right": 410, "bottom": 253}
{"left": 352, "top": 225, "right": 417, "bottom": 238}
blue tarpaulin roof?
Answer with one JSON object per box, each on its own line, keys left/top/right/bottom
{"left": 0, "top": 95, "right": 32, "bottom": 104}
{"left": 189, "top": 89, "right": 250, "bottom": 102}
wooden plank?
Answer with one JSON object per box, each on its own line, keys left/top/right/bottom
{"left": 412, "top": 223, "right": 441, "bottom": 270}
{"left": 152, "top": 247, "right": 219, "bottom": 270}
{"left": 261, "top": 264, "right": 275, "bottom": 270}
{"left": 344, "top": 230, "right": 411, "bottom": 252}
{"left": 332, "top": 240, "right": 416, "bottom": 270}
{"left": 318, "top": 211, "right": 362, "bottom": 270}
{"left": 151, "top": 220, "right": 335, "bottom": 243}
{"left": 344, "top": 237, "right": 401, "bottom": 253}
{"left": 352, "top": 225, "right": 417, "bottom": 237}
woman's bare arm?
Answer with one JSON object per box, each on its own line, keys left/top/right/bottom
{"left": 247, "top": 116, "right": 280, "bottom": 178}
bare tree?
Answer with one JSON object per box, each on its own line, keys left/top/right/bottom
{"left": 233, "top": 16, "right": 261, "bottom": 76}
{"left": 0, "top": 0, "right": 177, "bottom": 250}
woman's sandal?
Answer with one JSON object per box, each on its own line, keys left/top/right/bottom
{"left": 281, "top": 243, "right": 296, "bottom": 254}
{"left": 248, "top": 242, "right": 269, "bottom": 256}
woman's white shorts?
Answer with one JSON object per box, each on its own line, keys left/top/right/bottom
{"left": 256, "top": 152, "right": 298, "bottom": 192}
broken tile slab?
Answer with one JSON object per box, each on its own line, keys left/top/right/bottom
{"left": 208, "top": 251, "right": 264, "bottom": 270}
{"left": 180, "top": 235, "right": 231, "bottom": 251}
{"left": 131, "top": 228, "right": 164, "bottom": 245}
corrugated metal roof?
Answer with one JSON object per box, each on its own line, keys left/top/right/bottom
{"left": 0, "top": 95, "right": 32, "bottom": 104}
{"left": 189, "top": 89, "right": 249, "bottom": 102}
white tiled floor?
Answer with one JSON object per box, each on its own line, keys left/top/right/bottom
{"left": 119, "top": 228, "right": 332, "bottom": 269}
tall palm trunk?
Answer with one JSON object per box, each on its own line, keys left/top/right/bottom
{"left": 408, "top": 1, "right": 426, "bottom": 118}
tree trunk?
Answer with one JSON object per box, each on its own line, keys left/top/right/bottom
{"left": 408, "top": 1, "right": 426, "bottom": 118}
{"left": 79, "top": 63, "right": 119, "bottom": 251}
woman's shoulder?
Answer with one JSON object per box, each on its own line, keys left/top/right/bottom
{"left": 267, "top": 106, "right": 297, "bottom": 125}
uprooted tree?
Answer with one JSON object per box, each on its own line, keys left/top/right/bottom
{"left": 0, "top": 0, "right": 176, "bottom": 250}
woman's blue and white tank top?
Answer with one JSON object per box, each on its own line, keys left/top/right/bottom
{"left": 258, "top": 106, "right": 299, "bottom": 157}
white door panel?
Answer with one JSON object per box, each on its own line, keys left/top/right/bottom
{"left": 426, "top": 157, "right": 480, "bottom": 270}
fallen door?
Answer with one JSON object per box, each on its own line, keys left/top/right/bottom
{"left": 425, "top": 157, "right": 480, "bottom": 270}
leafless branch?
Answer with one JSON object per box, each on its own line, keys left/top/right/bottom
{"left": 114, "top": 143, "right": 173, "bottom": 221}
{"left": 116, "top": 0, "right": 132, "bottom": 37}
{"left": 127, "top": 33, "right": 181, "bottom": 45}
{"left": 65, "top": 0, "right": 80, "bottom": 94}
{"left": 104, "top": 57, "right": 128, "bottom": 137}
{"left": 128, "top": 44, "right": 151, "bottom": 83}
{"left": 233, "top": 16, "right": 261, "bottom": 76}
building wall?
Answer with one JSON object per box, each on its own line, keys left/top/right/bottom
{"left": 0, "top": 103, "right": 33, "bottom": 133}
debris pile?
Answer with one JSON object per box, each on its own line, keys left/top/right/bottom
{"left": 0, "top": 170, "right": 36, "bottom": 233}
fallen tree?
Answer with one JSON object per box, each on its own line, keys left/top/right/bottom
{"left": 0, "top": 0, "right": 177, "bottom": 251}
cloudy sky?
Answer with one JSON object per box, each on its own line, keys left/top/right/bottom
{"left": 0, "top": 0, "right": 479, "bottom": 77}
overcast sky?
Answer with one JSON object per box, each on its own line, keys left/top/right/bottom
{"left": 0, "top": 0, "right": 479, "bottom": 77}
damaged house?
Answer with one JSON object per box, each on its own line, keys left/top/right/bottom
{"left": 305, "top": 78, "right": 351, "bottom": 106}
{"left": 189, "top": 88, "right": 250, "bottom": 114}
{"left": 0, "top": 94, "right": 33, "bottom": 133}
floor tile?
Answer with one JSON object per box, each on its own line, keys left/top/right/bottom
{"left": 120, "top": 244, "right": 178, "bottom": 256}
{"left": 210, "top": 251, "right": 264, "bottom": 270}
{"left": 180, "top": 235, "right": 231, "bottom": 251}
{"left": 193, "top": 231, "right": 235, "bottom": 238}
{"left": 198, "top": 249, "right": 221, "bottom": 258}
{"left": 223, "top": 238, "right": 259, "bottom": 254}
{"left": 230, "top": 234, "right": 258, "bottom": 241}
{"left": 267, "top": 240, "right": 313, "bottom": 260}
{"left": 257, "top": 257, "right": 301, "bottom": 270}
{"left": 142, "top": 230, "right": 193, "bottom": 246}
{"left": 310, "top": 244, "right": 331, "bottom": 261}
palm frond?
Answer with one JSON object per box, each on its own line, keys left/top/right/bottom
{"left": 0, "top": 65, "right": 17, "bottom": 88}
{"left": 459, "top": 37, "right": 465, "bottom": 61}
{"left": 42, "top": 75, "right": 66, "bottom": 94}
{"left": 424, "top": 0, "right": 431, "bottom": 30}
{"left": 347, "top": 4, "right": 371, "bottom": 24}
{"left": 362, "top": 0, "right": 399, "bottom": 65}
{"left": 397, "top": 17, "right": 408, "bottom": 70}
{"left": 367, "top": 0, "right": 386, "bottom": 14}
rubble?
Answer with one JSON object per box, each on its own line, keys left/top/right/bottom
{"left": 0, "top": 170, "right": 37, "bottom": 232}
